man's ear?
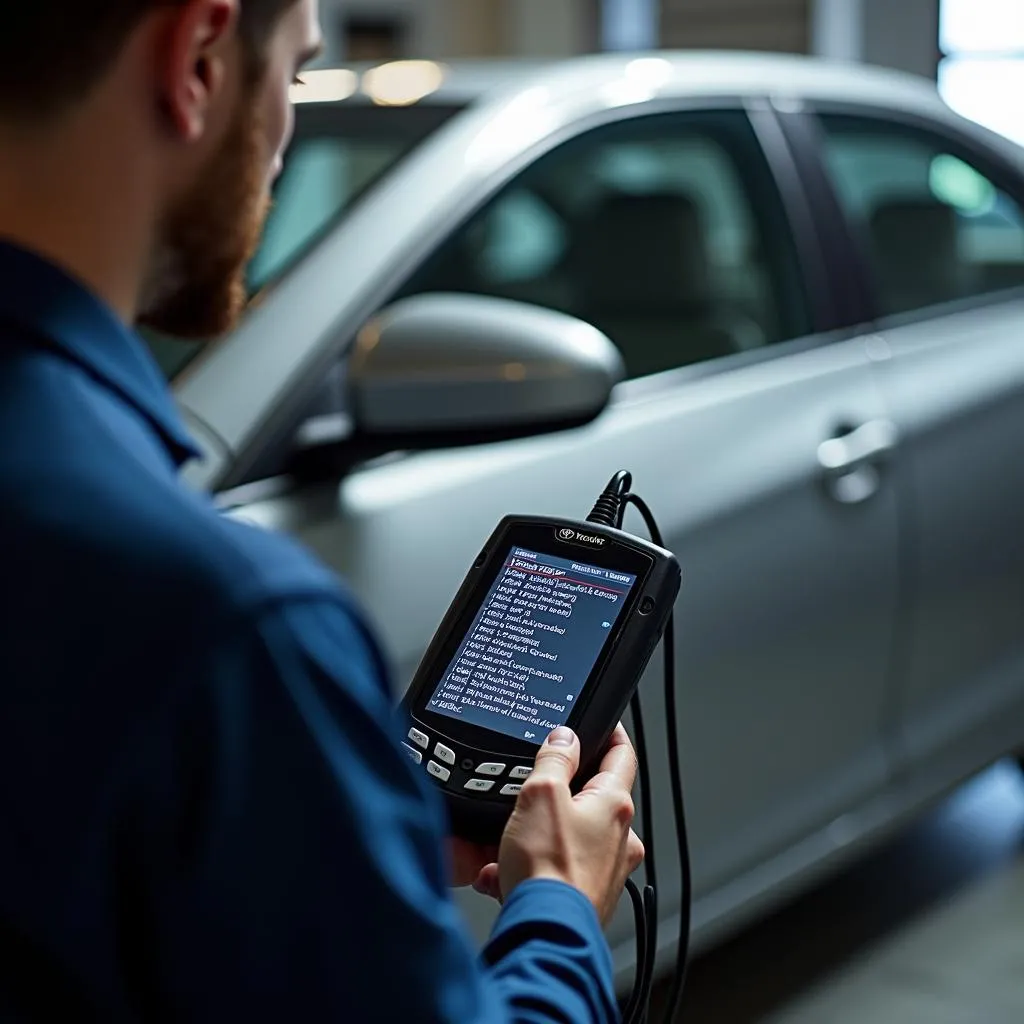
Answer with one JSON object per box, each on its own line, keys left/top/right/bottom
{"left": 157, "top": 0, "right": 240, "bottom": 143}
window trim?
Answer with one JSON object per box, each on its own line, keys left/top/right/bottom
{"left": 611, "top": 323, "right": 869, "bottom": 402}
{"left": 784, "top": 99, "right": 1024, "bottom": 330}
{"left": 771, "top": 105, "right": 878, "bottom": 331}
{"left": 745, "top": 99, "right": 837, "bottom": 334}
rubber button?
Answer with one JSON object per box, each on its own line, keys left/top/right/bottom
{"left": 639, "top": 597, "right": 655, "bottom": 616}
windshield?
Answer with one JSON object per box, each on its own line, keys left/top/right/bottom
{"left": 148, "top": 102, "right": 464, "bottom": 380}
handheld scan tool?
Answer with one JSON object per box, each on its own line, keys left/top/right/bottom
{"left": 401, "top": 513, "right": 680, "bottom": 843}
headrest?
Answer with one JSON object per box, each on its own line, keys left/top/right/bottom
{"left": 868, "top": 198, "right": 964, "bottom": 312}
{"left": 571, "top": 191, "right": 712, "bottom": 309}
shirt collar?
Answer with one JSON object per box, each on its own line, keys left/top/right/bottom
{"left": 0, "top": 240, "right": 201, "bottom": 467}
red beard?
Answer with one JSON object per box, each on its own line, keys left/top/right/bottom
{"left": 138, "top": 92, "right": 270, "bottom": 340}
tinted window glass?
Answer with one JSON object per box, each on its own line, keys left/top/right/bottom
{"left": 146, "top": 104, "right": 462, "bottom": 380}
{"left": 818, "top": 113, "right": 1024, "bottom": 317}
{"left": 397, "top": 110, "right": 811, "bottom": 380}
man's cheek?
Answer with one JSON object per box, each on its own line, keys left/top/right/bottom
{"left": 279, "top": 100, "right": 296, "bottom": 158}
{"left": 271, "top": 97, "right": 294, "bottom": 181}
{"left": 268, "top": 153, "right": 284, "bottom": 188}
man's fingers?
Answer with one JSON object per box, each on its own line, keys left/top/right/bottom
{"left": 626, "top": 830, "right": 645, "bottom": 874}
{"left": 527, "top": 726, "right": 581, "bottom": 791}
{"left": 473, "top": 863, "right": 502, "bottom": 903}
{"left": 580, "top": 724, "right": 637, "bottom": 796}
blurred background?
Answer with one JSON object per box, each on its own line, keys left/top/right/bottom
{"left": 312, "top": 0, "right": 1021, "bottom": 150}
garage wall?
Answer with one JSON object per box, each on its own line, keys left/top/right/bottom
{"left": 326, "top": 0, "right": 937, "bottom": 76}
{"left": 386, "top": 0, "right": 592, "bottom": 59}
{"left": 427, "top": 0, "right": 506, "bottom": 57}
{"left": 861, "top": 0, "right": 939, "bottom": 81}
{"left": 660, "top": 0, "right": 811, "bottom": 54}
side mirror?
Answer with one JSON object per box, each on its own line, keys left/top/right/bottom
{"left": 347, "top": 293, "right": 624, "bottom": 447}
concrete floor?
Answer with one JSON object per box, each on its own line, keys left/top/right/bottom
{"left": 662, "top": 761, "right": 1024, "bottom": 1023}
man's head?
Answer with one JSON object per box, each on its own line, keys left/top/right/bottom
{"left": 0, "top": 1, "right": 323, "bottom": 336}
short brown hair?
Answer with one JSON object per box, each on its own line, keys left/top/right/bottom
{"left": 0, "top": 0, "right": 298, "bottom": 123}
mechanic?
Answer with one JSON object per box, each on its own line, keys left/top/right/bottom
{"left": 0, "top": 0, "right": 644, "bottom": 1020}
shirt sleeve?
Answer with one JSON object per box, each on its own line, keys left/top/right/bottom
{"left": 119, "top": 596, "right": 620, "bottom": 1024}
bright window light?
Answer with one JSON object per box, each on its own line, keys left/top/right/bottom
{"left": 939, "top": 0, "right": 1024, "bottom": 147}
{"left": 290, "top": 69, "right": 358, "bottom": 105}
{"left": 941, "top": 0, "right": 1024, "bottom": 53}
{"left": 940, "top": 58, "right": 1024, "bottom": 146}
{"left": 362, "top": 61, "right": 446, "bottom": 107}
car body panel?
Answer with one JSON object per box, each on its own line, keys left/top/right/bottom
{"left": 874, "top": 303, "right": 1024, "bottom": 776}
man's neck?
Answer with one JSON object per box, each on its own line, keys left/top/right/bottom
{"left": 0, "top": 118, "right": 153, "bottom": 324}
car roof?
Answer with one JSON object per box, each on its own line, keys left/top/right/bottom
{"left": 308, "top": 50, "right": 950, "bottom": 120}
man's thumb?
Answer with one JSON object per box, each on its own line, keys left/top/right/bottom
{"left": 531, "top": 726, "right": 580, "bottom": 785}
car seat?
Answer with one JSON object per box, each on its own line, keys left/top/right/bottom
{"left": 568, "top": 191, "right": 764, "bottom": 378}
{"left": 868, "top": 197, "right": 970, "bottom": 316}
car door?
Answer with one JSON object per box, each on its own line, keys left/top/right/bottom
{"left": 808, "top": 108, "right": 1024, "bottom": 790}
{"left": 301, "top": 104, "right": 901, "bottom": 947}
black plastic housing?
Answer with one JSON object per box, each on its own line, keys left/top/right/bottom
{"left": 400, "top": 515, "right": 681, "bottom": 843}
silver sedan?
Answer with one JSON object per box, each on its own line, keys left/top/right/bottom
{"left": 163, "top": 51, "right": 1024, "bottom": 985}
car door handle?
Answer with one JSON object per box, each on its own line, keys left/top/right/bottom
{"left": 818, "top": 419, "right": 898, "bottom": 505}
{"left": 818, "top": 419, "right": 899, "bottom": 474}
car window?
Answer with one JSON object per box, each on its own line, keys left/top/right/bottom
{"left": 145, "top": 104, "right": 463, "bottom": 381}
{"left": 396, "top": 110, "right": 811, "bottom": 380}
{"left": 817, "top": 113, "right": 1024, "bottom": 318}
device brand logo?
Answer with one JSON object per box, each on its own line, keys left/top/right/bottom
{"left": 557, "top": 527, "right": 607, "bottom": 547}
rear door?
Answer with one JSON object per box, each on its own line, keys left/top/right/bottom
{"left": 806, "top": 107, "right": 1024, "bottom": 789}
{"left": 297, "top": 103, "right": 903, "bottom": 943}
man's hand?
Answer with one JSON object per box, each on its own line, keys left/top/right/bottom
{"left": 496, "top": 724, "right": 644, "bottom": 925}
{"left": 448, "top": 837, "right": 500, "bottom": 889}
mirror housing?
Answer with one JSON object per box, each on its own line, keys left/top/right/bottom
{"left": 346, "top": 293, "right": 624, "bottom": 448}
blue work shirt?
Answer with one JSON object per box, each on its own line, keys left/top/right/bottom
{"left": 0, "top": 241, "right": 618, "bottom": 1023}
